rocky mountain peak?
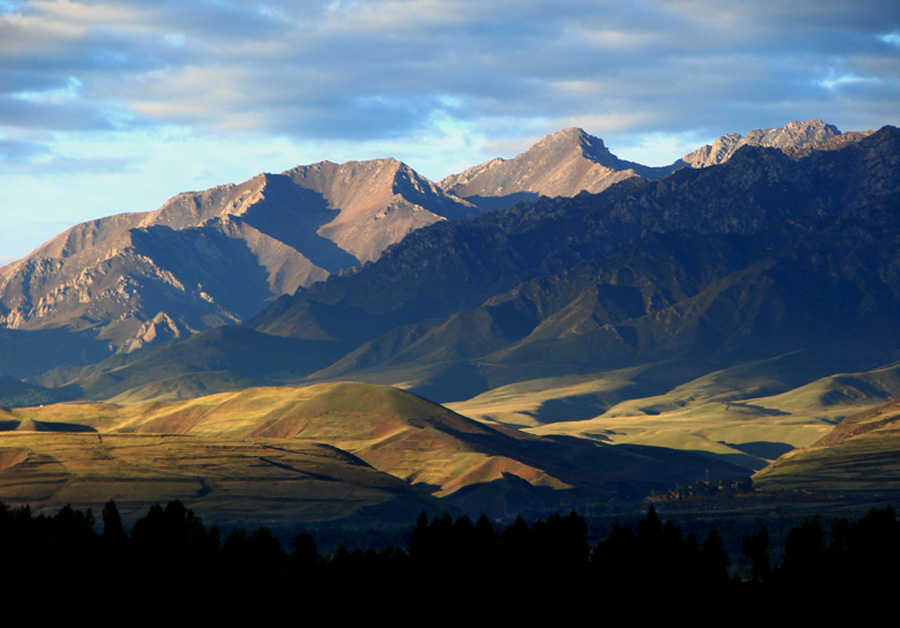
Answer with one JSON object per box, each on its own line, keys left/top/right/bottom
{"left": 680, "top": 120, "right": 843, "bottom": 168}
{"left": 439, "top": 127, "right": 655, "bottom": 207}
{"left": 526, "top": 127, "right": 621, "bottom": 167}
{"left": 533, "top": 126, "right": 591, "bottom": 148}
{"left": 772, "top": 119, "right": 840, "bottom": 141}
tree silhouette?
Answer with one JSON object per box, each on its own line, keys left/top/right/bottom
{"left": 102, "top": 500, "right": 126, "bottom": 545}
{"left": 742, "top": 525, "right": 771, "bottom": 582}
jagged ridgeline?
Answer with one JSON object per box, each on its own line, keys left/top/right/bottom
{"left": 252, "top": 125, "right": 900, "bottom": 397}
{"left": 0, "top": 120, "right": 846, "bottom": 363}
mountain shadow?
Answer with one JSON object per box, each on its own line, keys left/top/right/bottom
{"left": 232, "top": 173, "right": 360, "bottom": 273}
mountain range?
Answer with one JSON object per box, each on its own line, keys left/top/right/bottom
{"left": 0, "top": 119, "right": 845, "bottom": 359}
{"left": 1, "top": 119, "right": 898, "bottom": 524}
{"left": 247, "top": 124, "right": 899, "bottom": 393}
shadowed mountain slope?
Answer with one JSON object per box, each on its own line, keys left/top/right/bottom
{"left": 31, "top": 325, "right": 346, "bottom": 404}
{"left": 3, "top": 121, "right": 896, "bottom": 525}
{"left": 0, "top": 120, "right": 859, "bottom": 361}
{"left": 0, "top": 373, "right": 77, "bottom": 408}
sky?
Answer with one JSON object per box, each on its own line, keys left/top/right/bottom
{"left": 1, "top": 0, "right": 898, "bottom": 263}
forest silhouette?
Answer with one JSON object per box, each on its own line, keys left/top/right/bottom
{"left": 2, "top": 500, "right": 897, "bottom": 609}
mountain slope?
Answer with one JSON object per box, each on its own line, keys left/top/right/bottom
{"left": 55, "top": 126, "right": 898, "bottom": 413}
{"left": 308, "top": 185, "right": 900, "bottom": 406}
{"left": 0, "top": 159, "right": 478, "bottom": 353}
{"left": 31, "top": 325, "right": 348, "bottom": 404}
{"left": 753, "top": 398, "right": 900, "bottom": 496}
{"left": 0, "top": 120, "right": 856, "bottom": 358}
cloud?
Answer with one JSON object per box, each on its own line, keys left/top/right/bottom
{"left": 0, "top": 94, "right": 114, "bottom": 130}
{"left": 1, "top": 0, "right": 897, "bottom": 147}
{"left": 36, "top": 154, "right": 136, "bottom": 173}
{"left": 0, "top": 135, "right": 47, "bottom": 159}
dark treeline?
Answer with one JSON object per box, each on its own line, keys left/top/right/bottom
{"left": 2, "top": 500, "right": 898, "bottom": 608}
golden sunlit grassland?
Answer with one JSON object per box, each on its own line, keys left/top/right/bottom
{"left": 0, "top": 430, "right": 433, "bottom": 527}
{"left": 0, "top": 382, "right": 567, "bottom": 524}
{"left": 5, "top": 356, "right": 900, "bottom": 526}
{"left": 448, "top": 357, "right": 900, "bottom": 472}
{"left": 753, "top": 399, "right": 900, "bottom": 493}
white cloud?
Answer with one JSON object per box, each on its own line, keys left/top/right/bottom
{"left": 817, "top": 72, "right": 880, "bottom": 90}
{"left": 881, "top": 32, "right": 900, "bottom": 47}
